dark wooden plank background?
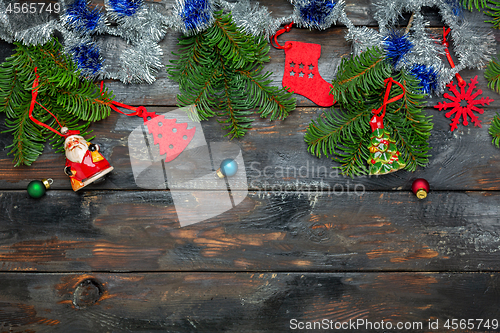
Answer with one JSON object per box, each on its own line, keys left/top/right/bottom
{"left": 1, "top": 0, "right": 500, "bottom": 332}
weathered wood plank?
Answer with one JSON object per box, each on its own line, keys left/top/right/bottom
{"left": 0, "top": 272, "right": 499, "bottom": 332}
{"left": 1, "top": 105, "right": 499, "bottom": 191}
{"left": 0, "top": 190, "right": 499, "bottom": 272}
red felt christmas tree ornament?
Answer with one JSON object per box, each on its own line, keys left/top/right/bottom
{"left": 146, "top": 115, "right": 196, "bottom": 163}
{"left": 99, "top": 82, "right": 196, "bottom": 164}
{"left": 271, "top": 22, "right": 335, "bottom": 107}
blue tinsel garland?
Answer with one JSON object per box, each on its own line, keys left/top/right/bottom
{"left": 65, "top": 0, "right": 102, "bottom": 34}
{"left": 383, "top": 31, "right": 413, "bottom": 67}
{"left": 70, "top": 42, "right": 103, "bottom": 75}
{"left": 298, "top": 0, "right": 337, "bottom": 29}
{"left": 180, "top": 0, "right": 212, "bottom": 33}
{"left": 445, "top": 0, "right": 464, "bottom": 16}
{"left": 409, "top": 64, "right": 439, "bottom": 94}
{"left": 108, "top": 0, "right": 143, "bottom": 17}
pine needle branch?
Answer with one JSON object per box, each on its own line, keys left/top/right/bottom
{"left": 0, "top": 37, "right": 114, "bottom": 166}
{"left": 332, "top": 47, "right": 391, "bottom": 105}
{"left": 462, "top": 0, "right": 488, "bottom": 10}
{"left": 461, "top": 0, "right": 500, "bottom": 28}
{"left": 485, "top": 52, "right": 500, "bottom": 93}
{"left": 167, "top": 10, "right": 295, "bottom": 138}
{"left": 490, "top": 113, "right": 500, "bottom": 148}
{"left": 305, "top": 50, "right": 433, "bottom": 177}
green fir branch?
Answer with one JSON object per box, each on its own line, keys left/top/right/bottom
{"left": 490, "top": 113, "right": 500, "bottom": 148}
{"left": 485, "top": 53, "right": 500, "bottom": 93}
{"left": 305, "top": 52, "right": 433, "bottom": 177}
{"left": 461, "top": 0, "right": 500, "bottom": 28}
{"left": 485, "top": 1, "right": 500, "bottom": 28}
{"left": 0, "top": 37, "right": 114, "bottom": 166}
{"left": 462, "top": 0, "right": 488, "bottom": 10}
{"left": 236, "top": 67, "right": 295, "bottom": 121}
{"left": 331, "top": 47, "right": 391, "bottom": 105}
{"left": 167, "top": 10, "right": 295, "bottom": 139}
{"left": 304, "top": 103, "right": 372, "bottom": 177}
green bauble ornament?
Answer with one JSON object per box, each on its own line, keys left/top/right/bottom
{"left": 27, "top": 179, "right": 52, "bottom": 198}
{"left": 367, "top": 116, "right": 406, "bottom": 176}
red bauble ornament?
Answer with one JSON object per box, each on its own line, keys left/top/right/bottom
{"left": 412, "top": 178, "right": 430, "bottom": 199}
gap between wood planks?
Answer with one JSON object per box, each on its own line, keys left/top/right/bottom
{"left": 1, "top": 270, "right": 500, "bottom": 274}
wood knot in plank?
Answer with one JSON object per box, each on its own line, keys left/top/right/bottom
{"left": 73, "top": 279, "right": 103, "bottom": 309}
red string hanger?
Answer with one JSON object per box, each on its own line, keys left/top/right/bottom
{"left": 434, "top": 27, "right": 494, "bottom": 132}
{"left": 29, "top": 68, "right": 81, "bottom": 138}
{"left": 370, "top": 77, "right": 406, "bottom": 131}
{"left": 29, "top": 67, "right": 161, "bottom": 137}
{"left": 367, "top": 77, "right": 407, "bottom": 176}
{"left": 98, "top": 81, "right": 159, "bottom": 122}
{"left": 271, "top": 22, "right": 335, "bottom": 107}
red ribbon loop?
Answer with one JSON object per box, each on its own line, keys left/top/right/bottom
{"left": 442, "top": 27, "right": 466, "bottom": 87}
{"left": 29, "top": 67, "right": 79, "bottom": 138}
{"left": 371, "top": 77, "right": 406, "bottom": 119}
{"left": 270, "top": 22, "right": 294, "bottom": 50}
{"left": 99, "top": 81, "right": 157, "bottom": 122}
{"left": 29, "top": 70, "right": 158, "bottom": 139}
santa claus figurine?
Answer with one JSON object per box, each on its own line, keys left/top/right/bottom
{"left": 63, "top": 130, "right": 114, "bottom": 191}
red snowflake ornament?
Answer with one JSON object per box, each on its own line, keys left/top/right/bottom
{"left": 434, "top": 76, "right": 494, "bottom": 131}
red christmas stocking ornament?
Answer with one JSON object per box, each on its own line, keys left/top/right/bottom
{"left": 272, "top": 23, "right": 334, "bottom": 107}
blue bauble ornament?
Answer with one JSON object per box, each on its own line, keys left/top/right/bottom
{"left": 217, "top": 159, "right": 238, "bottom": 178}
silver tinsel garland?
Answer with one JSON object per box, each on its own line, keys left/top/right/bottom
{"left": 221, "top": 0, "right": 289, "bottom": 40}
{"left": 371, "top": 0, "right": 495, "bottom": 93}
{"left": 0, "top": 0, "right": 495, "bottom": 91}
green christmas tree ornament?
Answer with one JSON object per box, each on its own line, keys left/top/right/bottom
{"left": 367, "top": 116, "right": 406, "bottom": 175}
{"left": 366, "top": 78, "right": 407, "bottom": 175}
{"left": 27, "top": 179, "right": 53, "bottom": 198}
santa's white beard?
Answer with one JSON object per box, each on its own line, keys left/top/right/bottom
{"left": 66, "top": 143, "right": 88, "bottom": 164}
